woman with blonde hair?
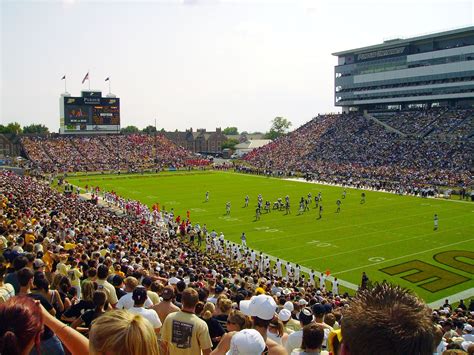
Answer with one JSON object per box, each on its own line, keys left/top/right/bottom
{"left": 200, "top": 302, "right": 225, "bottom": 349}
{"left": 62, "top": 280, "right": 96, "bottom": 322}
{"left": 210, "top": 310, "right": 251, "bottom": 355}
{"left": 267, "top": 316, "right": 286, "bottom": 345}
{"left": 89, "top": 310, "right": 160, "bottom": 355}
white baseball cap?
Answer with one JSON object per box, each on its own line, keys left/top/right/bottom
{"left": 283, "top": 301, "right": 294, "bottom": 312}
{"left": 239, "top": 295, "right": 277, "bottom": 320}
{"left": 278, "top": 309, "right": 291, "bottom": 322}
{"left": 227, "top": 329, "right": 265, "bottom": 355}
{"left": 298, "top": 299, "right": 308, "bottom": 306}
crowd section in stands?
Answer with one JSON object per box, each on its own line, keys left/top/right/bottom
{"left": 22, "top": 134, "right": 209, "bottom": 173}
{"left": 0, "top": 171, "right": 473, "bottom": 354}
{"left": 380, "top": 108, "right": 474, "bottom": 139}
{"left": 244, "top": 110, "right": 473, "bottom": 188}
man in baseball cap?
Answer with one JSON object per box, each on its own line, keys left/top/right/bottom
{"left": 227, "top": 329, "right": 266, "bottom": 355}
{"left": 239, "top": 295, "right": 286, "bottom": 354}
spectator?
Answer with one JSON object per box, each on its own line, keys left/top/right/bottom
{"left": 340, "top": 283, "right": 435, "bottom": 355}
{"left": 127, "top": 286, "right": 162, "bottom": 334}
{"left": 161, "top": 287, "right": 213, "bottom": 355}
{"left": 96, "top": 264, "right": 118, "bottom": 308}
{"left": 0, "top": 295, "right": 44, "bottom": 355}
{"left": 70, "top": 290, "right": 107, "bottom": 333}
{"left": 89, "top": 309, "right": 160, "bottom": 355}
{"left": 0, "top": 263, "right": 15, "bottom": 303}
{"left": 151, "top": 285, "right": 180, "bottom": 324}
{"left": 116, "top": 276, "right": 153, "bottom": 310}
{"left": 291, "top": 323, "right": 327, "bottom": 355}
{"left": 239, "top": 294, "right": 287, "bottom": 354}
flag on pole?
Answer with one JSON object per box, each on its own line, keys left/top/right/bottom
{"left": 105, "top": 77, "right": 110, "bottom": 81}
{"left": 82, "top": 72, "right": 89, "bottom": 84}
{"left": 61, "top": 75, "right": 66, "bottom": 80}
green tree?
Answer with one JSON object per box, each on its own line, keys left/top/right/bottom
{"left": 121, "top": 125, "right": 140, "bottom": 133}
{"left": 221, "top": 138, "right": 240, "bottom": 150}
{"left": 223, "top": 127, "right": 239, "bottom": 135}
{"left": 23, "top": 124, "right": 49, "bottom": 134}
{"left": 142, "top": 125, "right": 157, "bottom": 133}
{"left": 0, "top": 122, "right": 22, "bottom": 134}
{"left": 264, "top": 117, "right": 292, "bottom": 140}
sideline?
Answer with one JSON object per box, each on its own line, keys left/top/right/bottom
{"left": 73, "top": 188, "right": 361, "bottom": 292}
{"left": 428, "top": 288, "right": 474, "bottom": 308}
{"left": 282, "top": 177, "right": 474, "bottom": 204}
{"left": 70, "top": 179, "right": 470, "bottom": 301}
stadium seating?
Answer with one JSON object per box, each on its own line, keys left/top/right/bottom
{"left": 21, "top": 134, "right": 208, "bottom": 173}
{"left": 244, "top": 110, "right": 473, "bottom": 187}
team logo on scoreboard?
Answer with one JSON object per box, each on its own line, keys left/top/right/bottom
{"left": 108, "top": 99, "right": 117, "bottom": 104}
{"left": 67, "top": 98, "right": 76, "bottom": 104}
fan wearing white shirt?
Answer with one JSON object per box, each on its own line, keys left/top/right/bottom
{"left": 128, "top": 286, "right": 162, "bottom": 334}
{"left": 116, "top": 276, "right": 153, "bottom": 310}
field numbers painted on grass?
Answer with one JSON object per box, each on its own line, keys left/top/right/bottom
{"left": 307, "top": 240, "right": 332, "bottom": 248}
{"left": 190, "top": 208, "right": 206, "bottom": 212}
{"left": 253, "top": 226, "right": 281, "bottom": 233}
{"left": 218, "top": 216, "right": 239, "bottom": 222}
{"left": 164, "top": 201, "right": 181, "bottom": 205}
{"left": 368, "top": 257, "right": 385, "bottom": 262}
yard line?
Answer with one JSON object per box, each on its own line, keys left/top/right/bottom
{"left": 295, "top": 225, "right": 471, "bottom": 263}
{"left": 283, "top": 177, "right": 474, "bottom": 205}
{"left": 262, "top": 213, "right": 470, "bottom": 254}
{"left": 332, "top": 238, "right": 474, "bottom": 275}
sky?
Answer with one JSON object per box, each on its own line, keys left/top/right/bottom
{"left": 1, "top": 0, "right": 473, "bottom": 133}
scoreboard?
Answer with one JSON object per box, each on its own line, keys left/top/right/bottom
{"left": 61, "top": 95, "right": 120, "bottom": 133}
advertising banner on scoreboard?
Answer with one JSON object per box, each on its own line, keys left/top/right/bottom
{"left": 64, "top": 97, "right": 120, "bottom": 127}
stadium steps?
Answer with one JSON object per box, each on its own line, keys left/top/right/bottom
{"left": 363, "top": 111, "right": 406, "bottom": 137}
{"left": 41, "top": 143, "right": 58, "bottom": 163}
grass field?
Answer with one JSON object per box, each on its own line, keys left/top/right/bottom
{"left": 67, "top": 170, "right": 474, "bottom": 304}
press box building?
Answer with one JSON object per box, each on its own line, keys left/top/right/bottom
{"left": 332, "top": 26, "right": 474, "bottom": 112}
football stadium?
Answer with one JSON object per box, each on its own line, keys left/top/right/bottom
{"left": 1, "top": 7, "right": 474, "bottom": 355}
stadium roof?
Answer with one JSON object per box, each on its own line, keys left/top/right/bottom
{"left": 332, "top": 26, "right": 474, "bottom": 56}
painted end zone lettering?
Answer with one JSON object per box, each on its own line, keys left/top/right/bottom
{"left": 380, "top": 260, "right": 469, "bottom": 293}
{"left": 433, "top": 250, "right": 474, "bottom": 274}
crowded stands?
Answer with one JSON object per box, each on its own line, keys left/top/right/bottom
{"left": 1, "top": 170, "right": 473, "bottom": 354}
{"left": 244, "top": 110, "right": 473, "bottom": 189}
{"left": 21, "top": 134, "right": 209, "bottom": 173}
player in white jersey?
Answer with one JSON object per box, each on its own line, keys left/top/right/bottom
{"left": 275, "top": 259, "right": 282, "bottom": 278}
{"left": 319, "top": 272, "right": 326, "bottom": 290}
{"left": 241, "top": 232, "right": 247, "bottom": 247}
{"left": 332, "top": 277, "right": 339, "bottom": 295}
{"left": 309, "top": 269, "right": 316, "bottom": 286}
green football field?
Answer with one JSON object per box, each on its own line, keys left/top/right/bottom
{"left": 67, "top": 170, "right": 474, "bottom": 304}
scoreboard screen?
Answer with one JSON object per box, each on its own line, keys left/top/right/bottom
{"left": 64, "top": 97, "right": 120, "bottom": 127}
{"left": 92, "top": 105, "right": 120, "bottom": 125}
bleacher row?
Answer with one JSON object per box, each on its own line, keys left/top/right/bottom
{"left": 244, "top": 110, "right": 474, "bottom": 187}
{"left": 21, "top": 134, "right": 210, "bottom": 173}
{"left": 19, "top": 109, "right": 474, "bottom": 189}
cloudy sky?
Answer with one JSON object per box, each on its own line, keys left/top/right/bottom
{"left": 1, "top": 0, "right": 473, "bottom": 133}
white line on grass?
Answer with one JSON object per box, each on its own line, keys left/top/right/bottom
{"left": 290, "top": 224, "right": 470, "bottom": 263}
{"left": 333, "top": 238, "right": 474, "bottom": 275}
{"left": 282, "top": 177, "right": 474, "bottom": 205}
